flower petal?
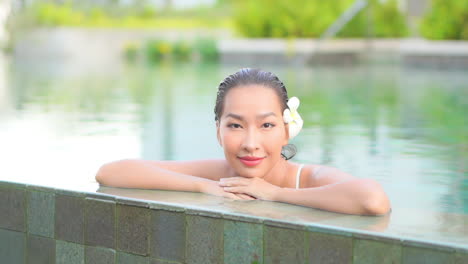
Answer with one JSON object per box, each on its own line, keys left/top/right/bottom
{"left": 287, "top": 97, "right": 300, "bottom": 110}
{"left": 288, "top": 113, "right": 303, "bottom": 139}
{"left": 283, "top": 109, "right": 293, "bottom": 123}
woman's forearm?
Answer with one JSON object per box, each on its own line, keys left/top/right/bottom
{"left": 274, "top": 178, "right": 391, "bottom": 215}
{"left": 95, "top": 159, "right": 212, "bottom": 192}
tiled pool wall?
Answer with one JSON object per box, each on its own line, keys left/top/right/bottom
{"left": 1, "top": 180, "right": 466, "bottom": 264}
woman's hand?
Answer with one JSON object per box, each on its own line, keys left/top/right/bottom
{"left": 218, "top": 177, "right": 281, "bottom": 201}
{"left": 199, "top": 180, "right": 256, "bottom": 200}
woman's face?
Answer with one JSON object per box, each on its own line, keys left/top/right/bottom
{"left": 216, "top": 84, "right": 289, "bottom": 178}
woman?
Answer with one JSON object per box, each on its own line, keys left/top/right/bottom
{"left": 96, "top": 68, "right": 391, "bottom": 216}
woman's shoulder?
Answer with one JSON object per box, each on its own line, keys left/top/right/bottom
{"left": 291, "top": 162, "right": 320, "bottom": 188}
{"left": 297, "top": 162, "right": 355, "bottom": 188}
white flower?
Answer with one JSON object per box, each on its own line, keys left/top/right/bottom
{"left": 283, "top": 96, "right": 303, "bottom": 139}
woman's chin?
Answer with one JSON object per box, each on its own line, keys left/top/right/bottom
{"left": 226, "top": 158, "right": 266, "bottom": 178}
{"left": 234, "top": 167, "right": 263, "bottom": 178}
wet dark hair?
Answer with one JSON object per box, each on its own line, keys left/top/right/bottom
{"left": 214, "top": 68, "right": 297, "bottom": 160}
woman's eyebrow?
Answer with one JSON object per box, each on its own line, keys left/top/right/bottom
{"left": 225, "top": 112, "right": 276, "bottom": 120}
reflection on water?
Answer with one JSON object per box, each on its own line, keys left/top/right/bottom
{"left": 0, "top": 57, "right": 467, "bottom": 244}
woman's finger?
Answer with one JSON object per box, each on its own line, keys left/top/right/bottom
{"left": 224, "top": 187, "right": 256, "bottom": 200}
{"left": 223, "top": 186, "right": 244, "bottom": 193}
{"left": 220, "top": 176, "right": 245, "bottom": 181}
{"left": 225, "top": 193, "right": 242, "bottom": 200}
{"left": 219, "top": 180, "right": 247, "bottom": 187}
{"left": 246, "top": 194, "right": 257, "bottom": 199}
{"left": 235, "top": 193, "right": 256, "bottom": 200}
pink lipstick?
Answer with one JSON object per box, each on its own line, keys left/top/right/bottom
{"left": 238, "top": 156, "right": 264, "bottom": 167}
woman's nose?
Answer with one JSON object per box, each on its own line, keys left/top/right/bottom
{"left": 242, "top": 129, "right": 260, "bottom": 152}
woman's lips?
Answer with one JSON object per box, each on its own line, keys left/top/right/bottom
{"left": 238, "top": 157, "right": 264, "bottom": 167}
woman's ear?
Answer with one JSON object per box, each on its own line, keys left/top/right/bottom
{"left": 216, "top": 121, "right": 222, "bottom": 147}
{"left": 283, "top": 122, "right": 289, "bottom": 146}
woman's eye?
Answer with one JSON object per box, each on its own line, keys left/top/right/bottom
{"left": 227, "top": 123, "right": 274, "bottom": 129}
{"left": 228, "top": 123, "right": 242, "bottom": 129}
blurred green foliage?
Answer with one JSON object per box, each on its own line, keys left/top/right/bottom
{"left": 35, "top": 2, "right": 85, "bottom": 26}
{"left": 25, "top": 2, "right": 232, "bottom": 29}
{"left": 193, "top": 38, "right": 219, "bottom": 61}
{"left": 123, "top": 42, "right": 139, "bottom": 62}
{"left": 127, "top": 38, "right": 218, "bottom": 63}
{"left": 145, "top": 39, "right": 172, "bottom": 62}
{"left": 339, "top": 0, "right": 408, "bottom": 37}
{"left": 138, "top": 5, "right": 157, "bottom": 19}
{"left": 420, "top": 0, "right": 468, "bottom": 40}
{"left": 172, "top": 41, "right": 192, "bottom": 61}
{"left": 14, "top": 0, "right": 468, "bottom": 40}
{"left": 233, "top": 0, "right": 408, "bottom": 38}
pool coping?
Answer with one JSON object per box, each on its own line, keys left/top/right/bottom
{"left": 2, "top": 179, "right": 467, "bottom": 255}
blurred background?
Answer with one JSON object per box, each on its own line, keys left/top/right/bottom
{"left": 0, "top": 0, "right": 467, "bottom": 239}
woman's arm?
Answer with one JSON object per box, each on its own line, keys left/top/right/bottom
{"left": 95, "top": 159, "right": 213, "bottom": 192}
{"left": 219, "top": 165, "right": 391, "bottom": 215}
{"left": 274, "top": 178, "right": 391, "bottom": 215}
{"left": 95, "top": 159, "right": 255, "bottom": 200}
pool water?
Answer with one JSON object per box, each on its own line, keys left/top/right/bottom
{"left": 0, "top": 55, "right": 467, "bottom": 246}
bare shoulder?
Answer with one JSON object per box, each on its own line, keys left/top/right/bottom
{"left": 302, "top": 163, "right": 356, "bottom": 188}
{"left": 143, "top": 158, "right": 229, "bottom": 181}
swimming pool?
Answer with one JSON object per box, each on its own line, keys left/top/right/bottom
{"left": 0, "top": 54, "right": 467, "bottom": 262}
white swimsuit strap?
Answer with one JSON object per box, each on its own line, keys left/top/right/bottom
{"left": 295, "top": 164, "right": 305, "bottom": 189}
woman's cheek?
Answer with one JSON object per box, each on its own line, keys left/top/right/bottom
{"left": 222, "top": 132, "right": 239, "bottom": 153}
{"left": 266, "top": 131, "right": 283, "bottom": 147}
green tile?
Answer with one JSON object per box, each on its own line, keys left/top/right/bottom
{"left": 224, "top": 220, "right": 263, "bottom": 264}
{"left": 117, "top": 251, "right": 149, "bottom": 264}
{"left": 222, "top": 212, "right": 263, "bottom": 224}
{"left": 264, "top": 225, "right": 307, "bottom": 264}
{"left": 117, "top": 198, "right": 150, "bottom": 208}
{"left": 85, "top": 198, "right": 115, "bottom": 248}
{"left": 454, "top": 251, "right": 468, "bottom": 264}
{"left": 150, "top": 259, "right": 182, "bottom": 264}
{"left": 55, "top": 195, "right": 85, "bottom": 243}
{"left": 27, "top": 234, "right": 55, "bottom": 264}
{"left": 0, "top": 187, "right": 26, "bottom": 232}
{"left": 186, "top": 215, "right": 224, "bottom": 264}
{"left": 56, "top": 240, "right": 84, "bottom": 264}
{"left": 86, "top": 192, "right": 116, "bottom": 202}
{"left": 27, "top": 184, "right": 55, "bottom": 193}
{"left": 116, "top": 204, "right": 151, "bottom": 256}
{"left": 149, "top": 203, "right": 185, "bottom": 213}
{"left": 402, "top": 246, "right": 454, "bottom": 264}
{"left": 28, "top": 190, "right": 55, "bottom": 238}
{"left": 85, "top": 246, "right": 115, "bottom": 264}
{"left": 353, "top": 239, "right": 402, "bottom": 264}
{"left": 0, "top": 228, "right": 25, "bottom": 263}
{"left": 0, "top": 181, "right": 26, "bottom": 189}
{"left": 186, "top": 208, "right": 223, "bottom": 218}
{"left": 150, "top": 210, "right": 185, "bottom": 262}
{"left": 264, "top": 219, "right": 307, "bottom": 231}
{"left": 309, "top": 231, "right": 352, "bottom": 264}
